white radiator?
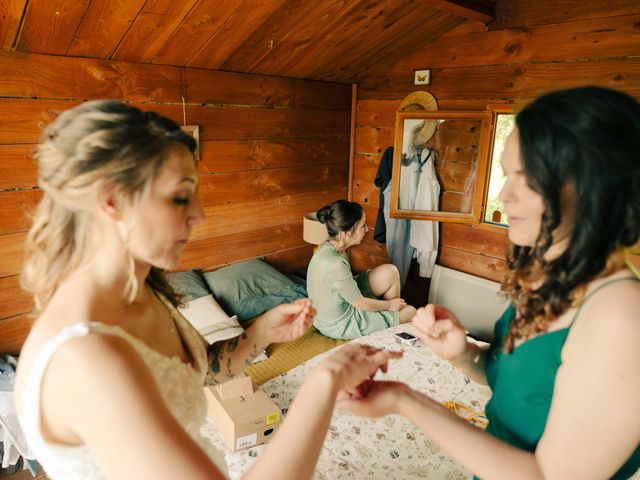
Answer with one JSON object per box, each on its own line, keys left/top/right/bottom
{"left": 427, "top": 265, "right": 510, "bottom": 341}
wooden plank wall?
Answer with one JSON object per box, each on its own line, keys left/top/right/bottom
{"left": 351, "top": 0, "right": 640, "bottom": 305}
{"left": 0, "top": 52, "right": 351, "bottom": 353}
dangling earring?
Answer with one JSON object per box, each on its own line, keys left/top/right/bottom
{"left": 123, "top": 247, "right": 138, "bottom": 303}
{"left": 334, "top": 231, "right": 348, "bottom": 251}
{"left": 343, "top": 231, "right": 352, "bottom": 249}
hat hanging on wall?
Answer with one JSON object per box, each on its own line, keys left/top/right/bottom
{"left": 399, "top": 91, "right": 439, "bottom": 146}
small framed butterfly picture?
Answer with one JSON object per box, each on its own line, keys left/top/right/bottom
{"left": 414, "top": 69, "right": 431, "bottom": 85}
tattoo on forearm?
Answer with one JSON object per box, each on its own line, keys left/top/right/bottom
{"left": 211, "top": 332, "right": 257, "bottom": 377}
{"left": 209, "top": 344, "right": 222, "bottom": 374}
{"left": 244, "top": 343, "right": 260, "bottom": 367}
{"left": 226, "top": 357, "right": 234, "bottom": 379}
{"left": 227, "top": 336, "right": 239, "bottom": 353}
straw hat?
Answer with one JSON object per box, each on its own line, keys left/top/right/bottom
{"left": 399, "top": 91, "right": 438, "bottom": 146}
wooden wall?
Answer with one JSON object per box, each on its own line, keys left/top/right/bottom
{"left": 351, "top": 0, "right": 640, "bottom": 304}
{"left": 0, "top": 52, "right": 351, "bottom": 353}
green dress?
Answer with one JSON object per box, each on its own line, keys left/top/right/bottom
{"left": 484, "top": 277, "right": 640, "bottom": 479}
{"left": 307, "top": 241, "right": 399, "bottom": 339}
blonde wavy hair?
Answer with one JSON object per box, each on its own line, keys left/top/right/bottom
{"left": 22, "top": 100, "right": 197, "bottom": 313}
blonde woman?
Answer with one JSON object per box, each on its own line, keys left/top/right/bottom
{"left": 14, "top": 100, "right": 400, "bottom": 480}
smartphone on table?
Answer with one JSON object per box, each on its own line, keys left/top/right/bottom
{"left": 394, "top": 331, "right": 417, "bottom": 346}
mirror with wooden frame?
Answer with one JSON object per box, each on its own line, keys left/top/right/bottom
{"left": 390, "top": 110, "right": 493, "bottom": 224}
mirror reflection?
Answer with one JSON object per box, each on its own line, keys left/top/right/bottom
{"left": 391, "top": 111, "right": 492, "bottom": 224}
{"left": 398, "top": 117, "right": 485, "bottom": 214}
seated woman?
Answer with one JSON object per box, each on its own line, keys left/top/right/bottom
{"left": 339, "top": 86, "right": 640, "bottom": 479}
{"left": 307, "top": 200, "right": 416, "bottom": 339}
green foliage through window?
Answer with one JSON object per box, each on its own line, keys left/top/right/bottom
{"left": 484, "top": 113, "right": 515, "bottom": 226}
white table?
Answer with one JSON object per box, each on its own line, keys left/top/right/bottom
{"left": 201, "top": 324, "right": 492, "bottom": 479}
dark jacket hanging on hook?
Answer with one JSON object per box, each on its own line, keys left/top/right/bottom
{"left": 373, "top": 146, "right": 394, "bottom": 243}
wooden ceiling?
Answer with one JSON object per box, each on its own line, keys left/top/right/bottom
{"left": 1, "top": 0, "right": 494, "bottom": 83}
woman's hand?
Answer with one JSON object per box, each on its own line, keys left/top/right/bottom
{"left": 387, "top": 297, "right": 407, "bottom": 312}
{"left": 337, "top": 380, "right": 409, "bottom": 418}
{"left": 316, "top": 343, "right": 402, "bottom": 398}
{"left": 255, "top": 299, "right": 315, "bottom": 344}
{"left": 411, "top": 305, "right": 468, "bottom": 361}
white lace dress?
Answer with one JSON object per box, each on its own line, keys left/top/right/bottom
{"left": 18, "top": 299, "right": 228, "bottom": 480}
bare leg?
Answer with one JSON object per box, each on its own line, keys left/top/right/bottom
{"left": 367, "top": 264, "right": 401, "bottom": 299}
{"left": 398, "top": 305, "right": 416, "bottom": 324}
{"left": 368, "top": 264, "right": 415, "bottom": 324}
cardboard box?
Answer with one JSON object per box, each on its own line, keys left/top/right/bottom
{"left": 204, "top": 375, "right": 281, "bottom": 452}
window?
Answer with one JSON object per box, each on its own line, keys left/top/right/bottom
{"left": 483, "top": 113, "right": 515, "bottom": 226}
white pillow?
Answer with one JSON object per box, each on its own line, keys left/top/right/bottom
{"left": 178, "top": 295, "right": 244, "bottom": 345}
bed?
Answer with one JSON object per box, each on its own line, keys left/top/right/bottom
{"left": 201, "top": 323, "right": 493, "bottom": 479}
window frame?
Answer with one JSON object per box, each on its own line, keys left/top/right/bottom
{"left": 479, "top": 104, "right": 521, "bottom": 232}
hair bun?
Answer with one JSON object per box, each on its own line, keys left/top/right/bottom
{"left": 316, "top": 206, "right": 331, "bottom": 224}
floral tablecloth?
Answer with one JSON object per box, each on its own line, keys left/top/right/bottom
{"left": 200, "top": 324, "right": 492, "bottom": 479}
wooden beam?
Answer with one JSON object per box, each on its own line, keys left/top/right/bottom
{"left": 0, "top": 145, "right": 38, "bottom": 190}
{"left": 491, "top": 0, "right": 640, "bottom": 30}
{"left": 15, "top": 0, "right": 90, "bottom": 55}
{"left": 391, "top": 13, "right": 640, "bottom": 71}
{"left": 348, "top": 83, "right": 357, "bottom": 201}
{"left": 197, "top": 165, "right": 348, "bottom": 210}
{"left": 111, "top": 0, "right": 200, "bottom": 63}
{"left": 0, "top": 0, "right": 27, "bottom": 49}
{"left": 0, "top": 232, "right": 26, "bottom": 278}
{"left": 359, "top": 57, "right": 640, "bottom": 101}
{"left": 0, "top": 189, "right": 42, "bottom": 235}
{"left": 0, "top": 312, "right": 32, "bottom": 355}
{"left": 438, "top": 245, "right": 507, "bottom": 282}
{"left": 0, "top": 275, "right": 33, "bottom": 320}
{"left": 197, "top": 137, "right": 349, "bottom": 174}
{"left": 0, "top": 52, "right": 182, "bottom": 103}
{"left": 428, "top": 0, "right": 494, "bottom": 24}
{"left": 66, "top": 0, "right": 146, "bottom": 57}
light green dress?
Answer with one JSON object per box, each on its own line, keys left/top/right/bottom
{"left": 307, "top": 241, "right": 399, "bottom": 339}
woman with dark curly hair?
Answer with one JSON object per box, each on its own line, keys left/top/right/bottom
{"left": 339, "top": 86, "right": 640, "bottom": 479}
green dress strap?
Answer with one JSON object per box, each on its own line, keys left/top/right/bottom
{"left": 567, "top": 275, "right": 640, "bottom": 329}
{"left": 481, "top": 275, "right": 640, "bottom": 480}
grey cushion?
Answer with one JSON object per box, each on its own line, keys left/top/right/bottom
{"left": 202, "top": 259, "right": 307, "bottom": 324}
{"left": 167, "top": 269, "right": 212, "bottom": 303}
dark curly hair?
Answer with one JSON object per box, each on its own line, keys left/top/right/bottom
{"left": 502, "top": 86, "right": 640, "bottom": 351}
{"left": 316, "top": 200, "right": 364, "bottom": 238}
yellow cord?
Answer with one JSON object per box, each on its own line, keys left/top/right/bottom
{"left": 441, "top": 401, "right": 488, "bottom": 429}
{"left": 624, "top": 249, "right": 640, "bottom": 279}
